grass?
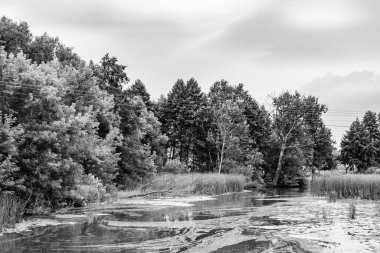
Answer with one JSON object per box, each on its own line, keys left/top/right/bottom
{"left": 139, "top": 173, "right": 247, "bottom": 196}
{"left": 0, "top": 193, "right": 25, "bottom": 231}
{"left": 349, "top": 202, "right": 356, "bottom": 219}
{"left": 311, "top": 174, "right": 380, "bottom": 200}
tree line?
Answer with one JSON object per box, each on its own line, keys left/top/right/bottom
{"left": 0, "top": 16, "right": 336, "bottom": 208}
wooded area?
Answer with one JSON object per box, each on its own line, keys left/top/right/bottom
{"left": 0, "top": 16, "right": 338, "bottom": 209}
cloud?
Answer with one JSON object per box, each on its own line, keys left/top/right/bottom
{"left": 301, "top": 71, "right": 380, "bottom": 143}
{"left": 202, "top": 0, "right": 380, "bottom": 65}
{"left": 302, "top": 71, "right": 380, "bottom": 110}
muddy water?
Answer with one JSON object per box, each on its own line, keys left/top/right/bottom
{"left": 1, "top": 189, "right": 380, "bottom": 252}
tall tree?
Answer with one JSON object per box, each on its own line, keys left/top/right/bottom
{"left": 270, "top": 91, "right": 326, "bottom": 186}
{"left": 0, "top": 113, "right": 24, "bottom": 193}
{"left": 27, "top": 33, "right": 58, "bottom": 64}
{"left": 312, "top": 123, "right": 335, "bottom": 176}
{"left": 0, "top": 16, "right": 32, "bottom": 55}
{"left": 158, "top": 78, "right": 206, "bottom": 167}
{"left": 207, "top": 100, "right": 252, "bottom": 173}
{"left": 0, "top": 51, "right": 122, "bottom": 205}
{"left": 341, "top": 111, "right": 380, "bottom": 172}
{"left": 126, "top": 79, "right": 153, "bottom": 110}
{"left": 341, "top": 119, "right": 366, "bottom": 171}
{"left": 93, "top": 53, "right": 129, "bottom": 92}
{"left": 209, "top": 81, "right": 271, "bottom": 151}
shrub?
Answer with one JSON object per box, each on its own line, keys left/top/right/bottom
{"left": 70, "top": 174, "right": 107, "bottom": 204}
{"left": 160, "top": 159, "right": 188, "bottom": 174}
{"left": 365, "top": 167, "right": 380, "bottom": 174}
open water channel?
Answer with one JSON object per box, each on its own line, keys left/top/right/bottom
{"left": 1, "top": 189, "right": 380, "bottom": 252}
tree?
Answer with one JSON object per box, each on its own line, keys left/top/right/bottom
{"left": 93, "top": 53, "right": 129, "bottom": 93}
{"left": 126, "top": 79, "right": 153, "bottom": 110}
{"left": 0, "top": 51, "right": 122, "bottom": 205}
{"left": 207, "top": 100, "right": 252, "bottom": 173}
{"left": 27, "top": 33, "right": 83, "bottom": 67}
{"left": 270, "top": 91, "right": 327, "bottom": 186}
{"left": 0, "top": 16, "right": 32, "bottom": 55}
{"left": 158, "top": 78, "right": 207, "bottom": 167}
{"left": 362, "top": 111, "right": 380, "bottom": 167}
{"left": 27, "top": 33, "right": 58, "bottom": 64}
{"left": 341, "top": 119, "right": 365, "bottom": 171}
{"left": 312, "top": 123, "right": 335, "bottom": 177}
{"left": 0, "top": 113, "right": 24, "bottom": 193}
{"left": 209, "top": 80, "right": 271, "bottom": 154}
{"left": 116, "top": 96, "right": 166, "bottom": 188}
{"left": 341, "top": 111, "right": 380, "bottom": 172}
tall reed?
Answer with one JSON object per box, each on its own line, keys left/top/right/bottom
{"left": 142, "top": 173, "right": 246, "bottom": 195}
{"left": 0, "top": 193, "right": 25, "bottom": 231}
{"left": 311, "top": 174, "right": 380, "bottom": 200}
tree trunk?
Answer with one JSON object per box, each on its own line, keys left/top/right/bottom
{"left": 171, "top": 140, "right": 176, "bottom": 160}
{"left": 273, "top": 142, "right": 286, "bottom": 186}
{"left": 218, "top": 137, "right": 226, "bottom": 174}
{"left": 311, "top": 166, "right": 316, "bottom": 183}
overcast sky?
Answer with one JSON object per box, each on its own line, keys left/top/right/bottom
{"left": 2, "top": 0, "right": 380, "bottom": 143}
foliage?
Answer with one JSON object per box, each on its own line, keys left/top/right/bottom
{"left": 269, "top": 91, "right": 328, "bottom": 186}
{"left": 157, "top": 78, "right": 208, "bottom": 170}
{"left": 126, "top": 79, "right": 153, "bottom": 110}
{"left": 160, "top": 159, "right": 188, "bottom": 174}
{"left": 70, "top": 174, "right": 107, "bottom": 203}
{"left": 93, "top": 53, "right": 129, "bottom": 93}
{"left": 0, "top": 16, "right": 32, "bottom": 55}
{"left": 341, "top": 111, "right": 380, "bottom": 172}
{"left": 0, "top": 113, "right": 24, "bottom": 193}
{"left": 209, "top": 80, "right": 271, "bottom": 151}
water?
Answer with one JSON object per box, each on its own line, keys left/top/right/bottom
{"left": 1, "top": 189, "right": 380, "bottom": 252}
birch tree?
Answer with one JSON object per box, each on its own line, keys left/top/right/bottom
{"left": 208, "top": 100, "right": 250, "bottom": 174}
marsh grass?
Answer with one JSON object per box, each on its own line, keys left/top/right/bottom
{"left": 311, "top": 174, "right": 380, "bottom": 200}
{"left": 141, "top": 173, "right": 246, "bottom": 196}
{"left": 375, "top": 201, "right": 380, "bottom": 216}
{"left": 349, "top": 202, "right": 356, "bottom": 219}
{"left": 0, "top": 193, "right": 24, "bottom": 231}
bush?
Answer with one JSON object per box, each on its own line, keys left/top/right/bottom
{"left": 365, "top": 167, "right": 380, "bottom": 174}
{"left": 69, "top": 174, "right": 107, "bottom": 204}
{"left": 160, "top": 159, "right": 188, "bottom": 174}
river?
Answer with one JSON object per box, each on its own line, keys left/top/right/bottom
{"left": 1, "top": 189, "right": 380, "bottom": 252}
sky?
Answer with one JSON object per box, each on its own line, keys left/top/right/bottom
{"left": 2, "top": 0, "right": 380, "bottom": 143}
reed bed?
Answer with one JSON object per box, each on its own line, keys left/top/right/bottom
{"left": 0, "top": 193, "right": 24, "bottom": 231}
{"left": 142, "top": 173, "right": 246, "bottom": 196}
{"left": 311, "top": 174, "right": 380, "bottom": 200}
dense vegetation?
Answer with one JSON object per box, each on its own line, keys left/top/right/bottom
{"left": 341, "top": 111, "right": 380, "bottom": 172}
{"left": 0, "top": 16, "right": 336, "bottom": 211}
